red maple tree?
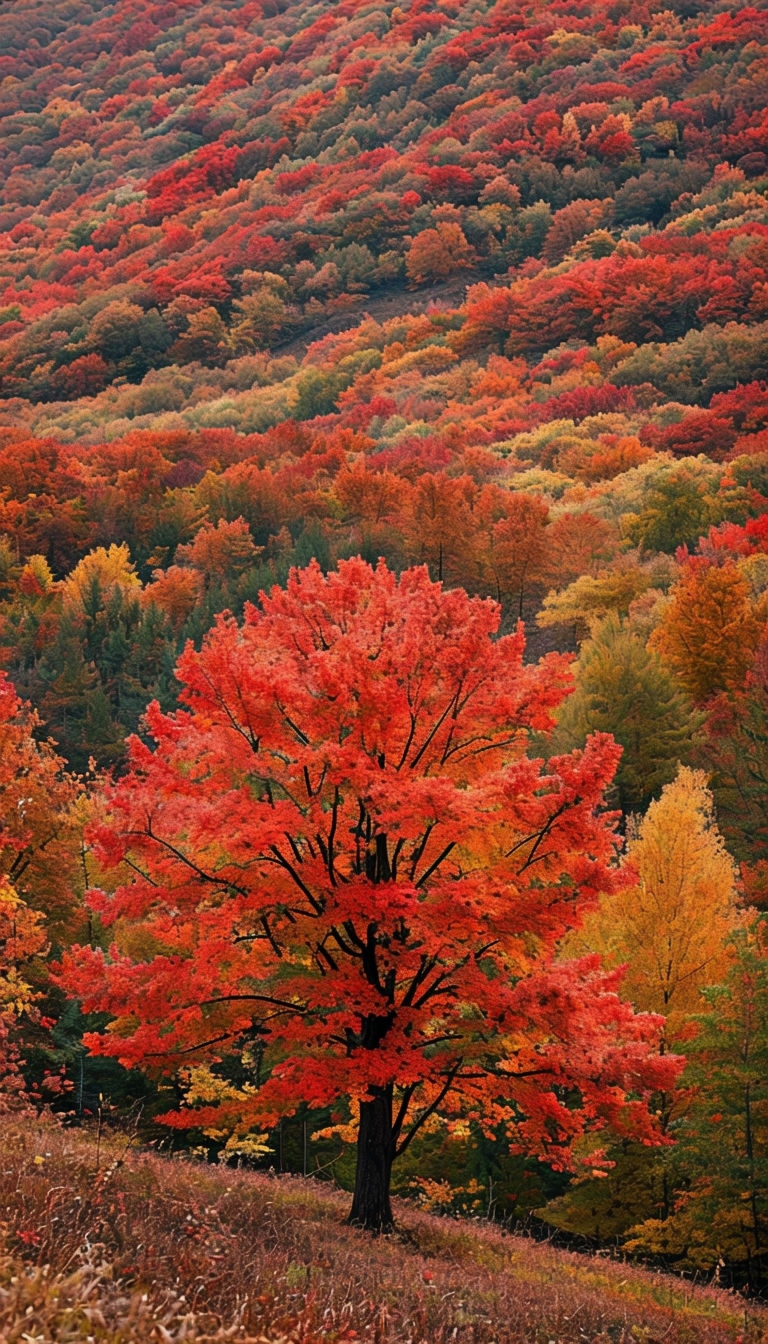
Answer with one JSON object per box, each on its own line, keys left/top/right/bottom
{"left": 62, "top": 560, "right": 677, "bottom": 1229}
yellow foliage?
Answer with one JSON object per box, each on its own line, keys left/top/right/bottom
{"left": 218, "top": 1131, "right": 272, "bottom": 1161}
{"left": 566, "top": 768, "right": 740, "bottom": 1039}
{"left": 408, "top": 1174, "right": 485, "bottom": 1213}
{"left": 0, "top": 880, "right": 47, "bottom": 1017}
{"left": 626, "top": 1202, "right": 760, "bottom": 1271}
{"left": 184, "top": 1065, "right": 257, "bottom": 1109}
{"left": 381, "top": 345, "right": 458, "bottom": 377}
{"left": 537, "top": 569, "right": 653, "bottom": 639}
{"left": 182, "top": 1066, "right": 270, "bottom": 1156}
{"left": 19, "top": 555, "right": 54, "bottom": 593}
{"left": 314, "top": 1096, "right": 359, "bottom": 1145}
{"left": 60, "top": 544, "right": 140, "bottom": 613}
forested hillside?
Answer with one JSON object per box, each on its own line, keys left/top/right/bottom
{"left": 2, "top": 0, "right": 768, "bottom": 1305}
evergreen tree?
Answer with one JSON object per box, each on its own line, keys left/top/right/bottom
{"left": 550, "top": 616, "right": 699, "bottom": 815}
{"left": 703, "top": 643, "right": 768, "bottom": 899}
{"left": 627, "top": 932, "right": 768, "bottom": 1292}
{"left": 39, "top": 615, "right": 126, "bottom": 772}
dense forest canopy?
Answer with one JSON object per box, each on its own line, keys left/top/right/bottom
{"left": 2, "top": 0, "right": 768, "bottom": 1281}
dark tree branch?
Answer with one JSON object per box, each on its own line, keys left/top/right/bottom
{"left": 396, "top": 1066, "right": 461, "bottom": 1157}
{"left": 416, "top": 841, "right": 456, "bottom": 888}
{"left": 268, "top": 844, "right": 323, "bottom": 913}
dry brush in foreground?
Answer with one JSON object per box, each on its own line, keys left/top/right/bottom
{"left": 1, "top": 1114, "right": 765, "bottom": 1343}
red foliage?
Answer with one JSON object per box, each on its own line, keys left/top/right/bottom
{"left": 61, "top": 560, "right": 677, "bottom": 1228}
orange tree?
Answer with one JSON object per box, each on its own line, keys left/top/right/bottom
{"left": 0, "top": 671, "right": 83, "bottom": 942}
{"left": 0, "top": 671, "right": 83, "bottom": 1105}
{"left": 61, "top": 560, "right": 677, "bottom": 1231}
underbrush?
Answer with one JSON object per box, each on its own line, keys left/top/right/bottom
{"left": 1, "top": 1114, "right": 765, "bottom": 1343}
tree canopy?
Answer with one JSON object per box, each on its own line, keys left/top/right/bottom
{"left": 61, "top": 559, "right": 676, "bottom": 1229}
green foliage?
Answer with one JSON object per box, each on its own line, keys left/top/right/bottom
{"left": 543, "top": 1141, "right": 669, "bottom": 1245}
{"left": 701, "top": 649, "right": 768, "bottom": 880}
{"left": 626, "top": 932, "right": 768, "bottom": 1292}
{"left": 549, "top": 616, "right": 700, "bottom": 815}
{"left": 611, "top": 323, "right": 768, "bottom": 406}
{"left": 545, "top": 767, "right": 739, "bottom": 1253}
{"left": 625, "top": 466, "right": 716, "bottom": 555}
{"left": 36, "top": 591, "right": 177, "bottom": 773}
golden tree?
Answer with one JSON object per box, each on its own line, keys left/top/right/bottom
{"left": 570, "top": 766, "right": 739, "bottom": 1043}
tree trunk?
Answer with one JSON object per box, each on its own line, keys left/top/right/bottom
{"left": 348, "top": 1085, "right": 395, "bottom": 1232}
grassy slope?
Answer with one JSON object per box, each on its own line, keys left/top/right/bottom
{"left": 1, "top": 1113, "right": 765, "bottom": 1343}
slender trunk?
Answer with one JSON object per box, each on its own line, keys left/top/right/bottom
{"left": 348, "top": 1085, "right": 395, "bottom": 1232}
{"left": 517, "top": 560, "right": 527, "bottom": 622}
{"left": 745, "top": 1079, "right": 761, "bottom": 1251}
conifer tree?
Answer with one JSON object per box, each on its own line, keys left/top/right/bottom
{"left": 550, "top": 617, "right": 699, "bottom": 815}
{"left": 626, "top": 932, "right": 768, "bottom": 1291}
{"left": 702, "top": 642, "right": 768, "bottom": 899}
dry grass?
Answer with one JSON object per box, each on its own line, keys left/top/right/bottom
{"left": 1, "top": 1113, "right": 765, "bottom": 1343}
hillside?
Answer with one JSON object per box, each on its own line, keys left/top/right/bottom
{"left": 2, "top": 1113, "right": 766, "bottom": 1343}
{"left": 3, "top": 0, "right": 768, "bottom": 1302}
{"left": 1, "top": 0, "right": 766, "bottom": 439}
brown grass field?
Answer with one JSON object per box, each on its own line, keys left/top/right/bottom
{"left": 1, "top": 1112, "right": 766, "bottom": 1343}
